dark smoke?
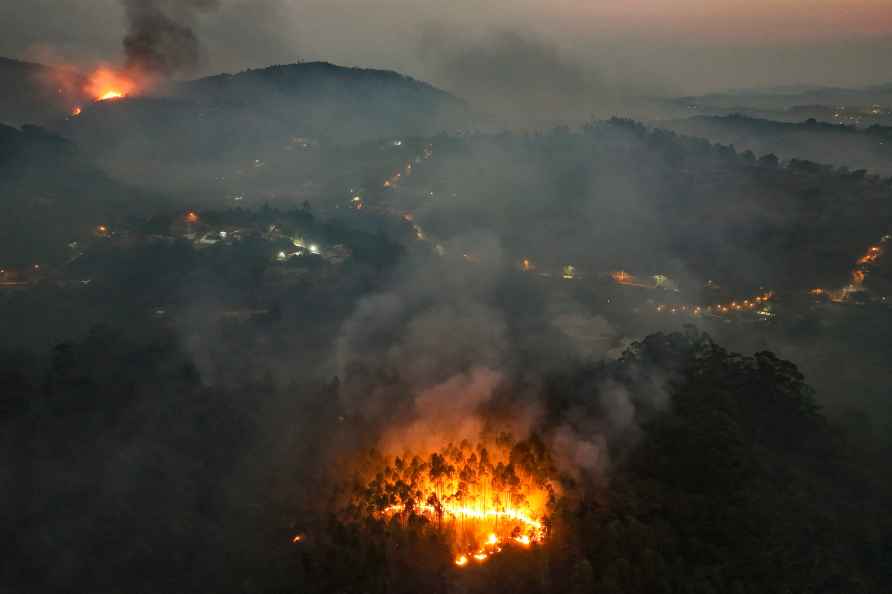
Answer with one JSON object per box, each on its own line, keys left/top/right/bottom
{"left": 121, "top": 0, "right": 219, "bottom": 77}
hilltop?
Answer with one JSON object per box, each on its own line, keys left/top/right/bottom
{"left": 0, "top": 57, "right": 87, "bottom": 125}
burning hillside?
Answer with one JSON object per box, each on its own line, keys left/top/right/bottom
{"left": 346, "top": 434, "right": 557, "bottom": 567}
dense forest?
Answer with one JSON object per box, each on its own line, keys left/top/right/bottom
{"left": 2, "top": 327, "right": 889, "bottom": 593}
{"left": 2, "top": 51, "right": 892, "bottom": 594}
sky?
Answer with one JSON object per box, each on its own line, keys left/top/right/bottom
{"left": 2, "top": 0, "right": 892, "bottom": 97}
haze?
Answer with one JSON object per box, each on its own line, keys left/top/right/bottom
{"left": 4, "top": 0, "right": 892, "bottom": 96}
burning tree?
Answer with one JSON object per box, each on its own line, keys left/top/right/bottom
{"left": 346, "top": 433, "right": 558, "bottom": 567}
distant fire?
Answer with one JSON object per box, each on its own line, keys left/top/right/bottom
{"left": 610, "top": 270, "right": 653, "bottom": 288}
{"left": 97, "top": 90, "right": 125, "bottom": 102}
{"left": 71, "top": 106, "right": 82, "bottom": 117}
{"left": 84, "top": 66, "right": 142, "bottom": 103}
{"left": 349, "top": 435, "right": 555, "bottom": 568}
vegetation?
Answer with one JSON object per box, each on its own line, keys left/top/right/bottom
{"left": 4, "top": 327, "right": 888, "bottom": 593}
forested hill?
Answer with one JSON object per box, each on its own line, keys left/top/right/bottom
{"left": 3, "top": 327, "right": 889, "bottom": 593}
{"left": 0, "top": 57, "right": 87, "bottom": 126}
{"left": 0, "top": 123, "right": 159, "bottom": 268}
{"left": 405, "top": 119, "right": 892, "bottom": 295}
{"left": 662, "top": 114, "right": 892, "bottom": 175}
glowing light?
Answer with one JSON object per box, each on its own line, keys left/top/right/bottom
{"left": 291, "top": 534, "right": 304, "bottom": 543}
{"left": 455, "top": 555, "right": 468, "bottom": 567}
{"left": 184, "top": 211, "right": 199, "bottom": 224}
{"left": 97, "top": 90, "right": 125, "bottom": 101}
{"left": 309, "top": 244, "right": 320, "bottom": 255}
{"left": 71, "top": 106, "right": 82, "bottom": 117}
{"left": 85, "top": 67, "right": 138, "bottom": 103}
{"left": 358, "top": 437, "right": 552, "bottom": 568}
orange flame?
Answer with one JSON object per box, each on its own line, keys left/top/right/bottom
{"left": 85, "top": 67, "right": 138, "bottom": 102}
{"left": 353, "top": 437, "right": 554, "bottom": 568}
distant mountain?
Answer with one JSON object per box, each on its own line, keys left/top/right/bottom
{"left": 165, "top": 62, "right": 470, "bottom": 142}
{"left": 52, "top": 61, "right": 470, "bottom": 192}
{"left": 0, "top": 57, "right": 87, "bottom": 125}
{"left": 663, "top": 83, "right": 892, "bottom": 129}
{"left": 674, "top": 83, "right": 892, "bottom": 111}
{"left": 661, "top": 114, "right": 892, "bottom": 175}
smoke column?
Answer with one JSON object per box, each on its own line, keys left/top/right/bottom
{"left": 121, "top": 0, "right": 219, "bottom": 77}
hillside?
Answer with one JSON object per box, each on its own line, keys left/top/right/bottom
{"left": 0, "top": 57, "right": 87, "bottom": 125}
{"left": 662, "top": 115, "right": 892, "bottom": 175}
{"left": 52, "top": 61, "right": 470, "bottom": 192}
{"left": 0, "top": 123, "right": 161, "bottom": 269}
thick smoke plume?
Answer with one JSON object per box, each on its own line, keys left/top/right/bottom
{"left": 121, "top": 0, "right": 219, "bottom": 77}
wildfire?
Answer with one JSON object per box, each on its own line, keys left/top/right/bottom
{"left": 350, "top": 435, "right": 555, "bottom": 568}
{"left": 610, "top": 270, "right": 655, "bottom": 289}
{"left": 84, "top": 67, "right": 139, "bottom": 103}
{"left": 97, "top": 90, "right": 125, "bottom": 102}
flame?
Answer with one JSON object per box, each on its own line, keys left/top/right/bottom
{"left": 97, "top": 90, "right": 125, "bottom": 102}
{"left": 610, "top": 270, "right": 653, "bottom": 288}
{"left": 351, "top": 436, "right": 554, "bottom": 568}
{"left": 184, "top": 211, "right": 200, "bottom": 224}
{"left": 291, "top": 534, "right": 304, "bottom": 544}
{"left": 71, "top": 106, "right": 82, "bottom": 117}
{"left": 84, "top": 67, "right": 139, "bottom": 103}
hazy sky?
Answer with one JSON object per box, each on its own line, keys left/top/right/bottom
{"left": 3, "top": 0, "right": 892, "bottom": 96}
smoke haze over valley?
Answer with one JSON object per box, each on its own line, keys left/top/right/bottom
{"left": 2, "top": 2, "right": 892, "bottom": 594}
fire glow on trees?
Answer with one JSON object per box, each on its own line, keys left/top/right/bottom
{"left": 348, "top": 434, "right": 556, "bottom": 568}
{"left": 84, "top": 67, "right": 140, "bottom": 102}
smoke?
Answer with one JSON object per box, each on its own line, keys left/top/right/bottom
{"left": 417, "top": 27, "right": 611, "bottom": 126}
{"left": 121, "top": 0, "right": 219, "bottom": 77}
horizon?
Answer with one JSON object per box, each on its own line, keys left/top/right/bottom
{"left": 3, "top": 0, "right": 892, "bottom": 99}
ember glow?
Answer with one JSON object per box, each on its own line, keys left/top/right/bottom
{"left": 350, "top": 435, "right": 555, "bottom": 568}
{"left": 610, "top": 270, "right": 653, "bottom": 288}
{"left": 84, "top": 67, "right": 139, "bottom": 103}
{"left": 97, "top": 90, "right": 125, "bottom": 102}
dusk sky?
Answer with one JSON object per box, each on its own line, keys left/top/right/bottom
{"left": 3, "top": 0, "right": 892, "bottom": 96}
